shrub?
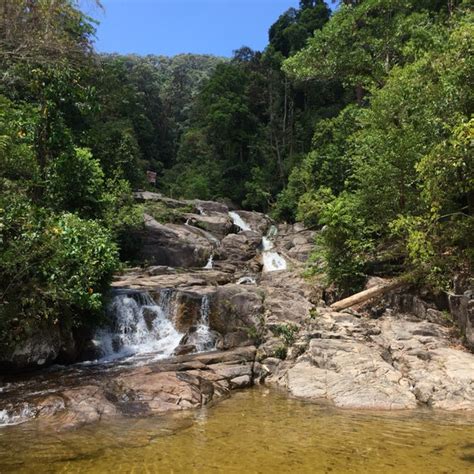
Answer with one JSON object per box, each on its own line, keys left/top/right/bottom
{"left": 0, "top": 202, "right": 119, "bottom": 342}
{"left": 273, "top": 323, "right": 299, "bottom": 345}
{"left": 274, "top": 345, "right": 288, "bottom": 360}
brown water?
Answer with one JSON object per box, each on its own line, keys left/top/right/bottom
{"left": 0, "top": 387, "right": 473, "bottom": 473}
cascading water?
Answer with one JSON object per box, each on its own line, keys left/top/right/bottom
{"left": 94, "top": 291, "right": 183, "bottom": 362}
{"left": 193, "top": 295, "right": 216, "bottom": 352}
{"left": 203, "top": 254, "right": 214, "bottom": 269}
{"left": 228, "top": 211, "right": 251, "bottom": 232}
{"left": 262, "top": 226, "right": 287, "bottom": 272}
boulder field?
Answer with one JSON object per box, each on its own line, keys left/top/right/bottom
{"left": 0, "top": 193, "right": 472, "bottom": 429}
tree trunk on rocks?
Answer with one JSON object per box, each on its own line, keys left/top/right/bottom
{"left": 330, "top": 279, "right": 406, "bottom": 311}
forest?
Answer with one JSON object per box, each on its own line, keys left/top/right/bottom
{"left": 0, "top": 0, "right": 472, "bottom": 349}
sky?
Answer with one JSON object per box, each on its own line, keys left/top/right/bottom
{"left": 83, "top": 0, "right": 335, "bottom": 58}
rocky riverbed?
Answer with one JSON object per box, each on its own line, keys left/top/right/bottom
{"left": 0, "top": 193, "right": 473, "bottom": 430}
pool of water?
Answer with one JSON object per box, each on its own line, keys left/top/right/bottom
{"left": 0, "top": 387, "right": 473, "bottom": 473}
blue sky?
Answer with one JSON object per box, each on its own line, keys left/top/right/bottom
{"left": 84, "top": 0, "right": 335, "bottom": 57}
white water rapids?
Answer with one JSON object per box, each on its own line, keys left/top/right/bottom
{"left": 0, "top": 291, "right": 218, "bottom": 428}
{"left": 228, "top": 211, "right": 251, "bottom": 232}
{"left": 229, "top": 212, "right": 287, "bottom": 272}
{"left": 262, "top": 227, "right": 287, "bottom": 272}
{"left": 193, "top": 295, "right": 215, "bottom": 352}
{"left": 94, "top": 291, "right": 183, "bottom": 362}
{"left": 94, "top": 290, "right": 216, "bottom": 363}
{"left": 203, "top": 254, "right": 214, "bottom": 269}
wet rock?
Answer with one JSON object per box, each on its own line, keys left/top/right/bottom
{"left": 173, "top": 292, "right": 203, "bottom": 332}
{"left": 142, "top": 307, "right": 157, "bottom": 331}
{"left": 0, "top": 347, "right": 257, "bottom": 430}
{"left": 35, "top": 394, "right": 66, "bottom": 418}
{"left": 180, "top": 326, "right": 221, "bottom": 350}
{"left": 113, "top": 370, "right": 203, "bottom": 412}
{"left": 78, "top": 339, "right": 104, "bottom": 362}
{"left": 230, "top": 375, "right": 252, "bottom": 389}
{"left": 173, "top": 344, "right": 196, "bottom": 356}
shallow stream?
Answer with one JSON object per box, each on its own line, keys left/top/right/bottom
{"left": 0, "top": 387, "right": 473, "bottom": 473}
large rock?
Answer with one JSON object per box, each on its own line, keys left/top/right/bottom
{"left": 260, "top": 270, "right": 317, "bottom": 326}
{"left": 211, "top": 285, "right": 265, "bottom": 349}
{"left": 218, "top": 232, "right": 262, "bottom": 265}
{"left": 275, "top": 223, "right": 317, "bottom": 262}
{"left": 374, "top": 317, "right": 474, "bottom": 410}
{"left": 285, "top": 339, "right": 417, "bottom": 410}
{"left": 0, "top": 323, "right": 78, "bottom": 373}
{"left": 0, "top": 347, "right": 256, "bottom": 430}
{"left": 194, "top": 199, "right": 229, "bottom": 214}
{"left": 113, "top": 269, "right": 232, "bottom": 290}
{"left": 138, "top": 214, "right": 214, "bottom": 267}
{"left": 183, "top": 213, "right": 234, "bottom": 240}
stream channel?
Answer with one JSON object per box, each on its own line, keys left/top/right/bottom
{"left": 0, "top": 387, "right": 473, "bottom": 473}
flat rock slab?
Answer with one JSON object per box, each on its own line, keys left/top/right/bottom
{"left": 112, "top": 269, "right": 232, "bottom": 290}
{"left": 271, "top": 312, "right": 474, "bottom": 411}
{"left": 286, "top": 340, "right": 417, "bottom": 410}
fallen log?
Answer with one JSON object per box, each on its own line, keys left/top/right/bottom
{"left": 330, "top": 279, "right": 406, "bottom": 312}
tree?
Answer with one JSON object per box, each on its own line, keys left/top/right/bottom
{"left": 0, "top": 0, "right": 99, "bottom": 66}
{"left": 284, "top": 0, "right": 442, "bottom": 102}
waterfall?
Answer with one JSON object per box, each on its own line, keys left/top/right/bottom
{"left": 262, "top": 226, "right": 287, "bottom": 272}
{"left": 194, "top": 295, "right": 216, "bottom": 352}
{"left": 94, "top": 291, "right": 183, "bottom": 362}
{"left": 203, "top": 254, "right": 214, "bottom": 269}
{"left": 229, "top": 211, "right": 251, "bottom": 232}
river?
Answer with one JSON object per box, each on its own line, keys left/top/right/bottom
{"left": 0, "top": 387, "right": 473, "bottom": 473}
